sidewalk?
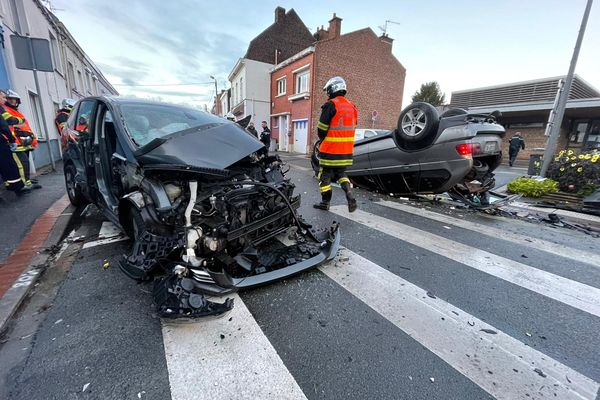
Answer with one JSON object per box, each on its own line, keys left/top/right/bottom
{"left": 0, "top": 162, "right": 67, "bottom": 262}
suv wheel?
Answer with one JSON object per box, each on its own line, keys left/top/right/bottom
{"left": 64, "top": 164, "right": 88, "bottom": 206}
{"left": 396, "top": 102, "right": 439, "bottom": 143}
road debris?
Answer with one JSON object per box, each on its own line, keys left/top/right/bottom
{"left": 526, "top": 332, "right": 532, "bottom": 337}
{"left": 468, "top": 321, "right": 475, "bottom": 326}
{"left": 54, "top": 319, "right": 63, "bottom": 325}
{"left": 429, "top": 377, "right": 435, "bottom": 383}
{"left": 534, "top": 368, "right": 547, "bottom": 378}
{"left": 426, "top": 291, "right": 436, "bottom": 299}
{"left": 82, "top": 383, "right": 90, "bottom": 392}
{"left": 480, "top": 329, "right": 497, "bottom": 334}
{"left": 102, "top": 260, "right": 110, "bottom": 270}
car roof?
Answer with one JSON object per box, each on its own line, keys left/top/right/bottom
{"left": 78, "top": 96, "right": 198, "bottom": 110}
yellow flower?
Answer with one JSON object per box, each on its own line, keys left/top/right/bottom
{"left": 559, "top": 150, "right": 565, "bottom": 156}
{"left": 585, "top": 154, "right": 592, "bottom": 160}
{"left": 568, "top": 150, "right": 574, "bottom": 155}
{"left": 554, "top": 157, "right": 559, "bottom": 161}
{"left": 560, "top": 167, "right": 565, "bottom": 172}
{"left": 571, "top": 163, "right": 577, "bottom": 167}
{"left": 592, "top": 155, "right": 599, "bottom": 163}
{"left": 578, "top": 155, "right": 585, "bottom": 159}
{"left": 577, "top": 167, "right": 583, "bottom": 172}
{"left": 571, "top": 156, "right": 577, "bottom": 161}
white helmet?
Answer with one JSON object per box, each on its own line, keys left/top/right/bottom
{"left": 5, "top": 89, "right": 21, "bottom": 106}
{"left": 323, "top": 76, "right": 347, "bottom": 97}
{"left": 61, "top": 98, "right": 76, "bottom": 109}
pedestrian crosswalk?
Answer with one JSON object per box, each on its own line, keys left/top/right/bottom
{"left": 73, "top": 199, "right": 600, "bottom": 399}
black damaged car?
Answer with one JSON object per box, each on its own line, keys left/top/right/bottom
{"left": 61, "top": 97, "right": 339, "bottom": 320}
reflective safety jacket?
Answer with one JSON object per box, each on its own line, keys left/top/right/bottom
{"left": 55, "top": 109, "right": 70, "bottom": 132}
{"left": 4, "top": 105, "right": 37, "bottom": 151}
{"left": 318, "top": 96, "right": 357, "bottom": 167}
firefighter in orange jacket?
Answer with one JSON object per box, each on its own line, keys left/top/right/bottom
{"left": 314, "top": 76, "right": 358, "bottom": 212}
{"left": 3, "top": 90, "right": 41, "bottom": 189}
{"left": 0, "top": 91, "right": 31, "bottom": 195}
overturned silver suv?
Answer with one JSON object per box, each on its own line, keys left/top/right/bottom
{"left": 61, "top": 97, "right": 339, "bottom": 319}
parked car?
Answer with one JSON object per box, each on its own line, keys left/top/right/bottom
{"left": 62, "top": 97, "right": 339, "bottom": 320}
{"left": 312, "top": 102, "right": 505, "bottom": 199}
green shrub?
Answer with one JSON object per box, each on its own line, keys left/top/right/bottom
{"left": 507, "top": 177, "right": 559, "bottom": 198}
{"left": 547, "top": 150, "right": 600, "bottom": 193}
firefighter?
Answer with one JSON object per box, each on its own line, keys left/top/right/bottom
{"left": 0, "top": 101, "right": 31, "bottom": 196}
{"left": 55, "top": 98, "right": 75, "bottom": 133}
{"left": 3, "top": 90, "right": 41, "bottom": 189}
{"left": 313, "top": 76, "right": 358, "bottom": 213}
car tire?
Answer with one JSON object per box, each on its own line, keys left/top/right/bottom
{"left": 64, "top": 164, "right": 88, "bottom": 206}
{"left": 396, "top": 102, "right": 439, "bottom": 143}
{"left": 124, "top": 206, "right": 147, "bottom": 242}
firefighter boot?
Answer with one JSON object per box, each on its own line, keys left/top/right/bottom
{"left": 313, "top": 189, "right": 332, "bottom": 210}
{"left": 341, "top": 181, "right": 357, "bottom": 213}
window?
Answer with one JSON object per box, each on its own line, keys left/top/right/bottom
{"left": 8, "top": 0, "right": 22, "bottom": 34}
{"left": 240, "top": 77, "right": 244, "bottom": 101}
{"left": 67, "top": 62, "right": 76, "bottom": 92}
{"left": 586, "top": 121, "right": 600, "bottom": 147}
{"left": 570, "top": 122, "right": 588, "bottom": 143}
{"left": 28, "top": 92, "right": 45, "bottom": 140}
{"left": 235, "top": 82, "right": 239, "bottom": 104}
{"left": 49, "top": 32, "right": 63, "bottom": 73}
{"left": 277, "top": 77, "right": 286, "bottom": 96}
{"left": 295, "top": 70, "right": 309, "bottom": 94}
{"left": 76, "top": 100, "right": 96, "bottom": 134}
{"left": 86, "top": 71, "right": 92, "bottom": 94}
{"left": 77, "top": 70, "right": 85, "bottom": 92}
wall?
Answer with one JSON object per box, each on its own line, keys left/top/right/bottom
{"left": 311, "top": 28, "right": 406, "bottom": 145}
{"left": 244, "top": 59, "right": 271, "bottom": 126}
{"left": 502, "top": 127, "right": 569, "bottom": 162}
{"left": 270, "top": 52, "right": 314, "bottom": 152}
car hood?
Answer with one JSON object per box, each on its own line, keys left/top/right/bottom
{"left": 135, "top": 123, "right": 264, "bottom": 171}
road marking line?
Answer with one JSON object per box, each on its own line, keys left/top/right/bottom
{"left": 321, "top": 248, "right": 599, "bottom": 400}
{"left": 377, "top": 199, "right": 600, "bottom": 267}
{"left": 81, "top": 236, "right": 128, "bottom": 249}
{"left": 97, "top": 221, "right": 123, "bottom": 239}
{"left": 330, "top": 206, "right": 600, "bottom": 318}
{"left": 162, "top": 293, "right": 307, "bottom": 400}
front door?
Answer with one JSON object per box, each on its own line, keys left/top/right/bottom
{"left": 293, "top": 119, "right": 308, "bottom": 154}
{"left": 278, "top": 115, "right": 289, "bottom": 152}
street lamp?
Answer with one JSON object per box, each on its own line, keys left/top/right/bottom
{"left": 209, "top": 75, "right": 218, "bottom": 114}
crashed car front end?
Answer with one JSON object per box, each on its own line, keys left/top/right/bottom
{"left": 118, "top": 151, "right": 339, "bottom": 320}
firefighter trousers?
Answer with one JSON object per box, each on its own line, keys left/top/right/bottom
{"left": 317, "top": 166, "right": 355, "bottom": 204}
{"left": 0, "top": 141, "right": 25, "bottom": 192}
{"left": 12, "top": 150, "right": 31, "bottom": 184}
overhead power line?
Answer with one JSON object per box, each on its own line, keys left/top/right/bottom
{"left": 113, "top": 82, "right": 215, "bottom": 87}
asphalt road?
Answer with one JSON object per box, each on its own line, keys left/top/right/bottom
{"left": 1, "top": 154, "right": 599, "bottom": 400}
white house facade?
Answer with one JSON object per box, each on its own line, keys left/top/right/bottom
{"left": 0, "top": 0, "right": 117, "bottom": 169}
{"left": 228, "top": 58, "right": 271, "bottom": 127}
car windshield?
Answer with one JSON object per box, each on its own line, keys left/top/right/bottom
{"left": 120, "top": 102, "right": 225, "bottom": 146}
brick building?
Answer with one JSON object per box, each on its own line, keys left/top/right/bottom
{"left": 227, "top": 7, "right": 314, "bottom": 127}
{"left": 269, "top": 13, "right": 406, "bottom": 153}
{"left": 450, "top": 76, "right": 600, "bottom": 161}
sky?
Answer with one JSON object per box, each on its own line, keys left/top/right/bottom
{"left": 50, "top": 0, "right": 600, "bottom": 110}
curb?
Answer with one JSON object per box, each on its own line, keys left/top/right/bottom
{"left": 0, "top": 195, "right": 73, "bottom": 335}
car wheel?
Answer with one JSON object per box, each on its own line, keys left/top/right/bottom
{"left": 64, "top": 164, "right": 88, "bottom": 206}
{"left": 124, "top": 206, "right": 147, "bottom": 242}
{"left": 311, "top": 140, "right": 321, "bottom": 176}
{"left": 396, "top": 102, "right": 439, "bottom": 143}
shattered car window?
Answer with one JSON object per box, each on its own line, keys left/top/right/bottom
{"left": 120, "top": 103, "right": 225, "bottom": 146}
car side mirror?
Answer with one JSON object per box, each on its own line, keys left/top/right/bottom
{"left": 490, "top": 110, "right": 502, "bottom": 119}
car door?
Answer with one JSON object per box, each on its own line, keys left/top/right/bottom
{"left": 92, "top": 103, "right": 127, "bottom": 217}
{"left": 366, "top": 134, "right": 422, "bottom": 194}
{"left": 70, "top": 100, "right": 97, "bottom": 198}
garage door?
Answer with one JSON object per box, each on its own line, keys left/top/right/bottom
{"left": 293, "top": 120, "right": 308, "bottom": 154}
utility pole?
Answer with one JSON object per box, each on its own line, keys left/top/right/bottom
{"left": 540, "top": 0, "right": 593, "bottom": 177}
{"left": 209, "top": 75, "right": 218, "bottom": 114}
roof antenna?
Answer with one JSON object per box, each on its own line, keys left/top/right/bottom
{"left": 378, "top": 20, "right": 400, "bottom": 36}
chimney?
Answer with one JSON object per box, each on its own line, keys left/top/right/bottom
{"left": 275, "top": 6, "right": 286, "bottom": 23}
{"left": 316, "top": 25, "right": 328, "bottom": 41}
{"left": 328, "top": 13, "right": 342, "bottom": 39}
{"left": 380, "top": 34, "right": 394, "bottom": 46}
